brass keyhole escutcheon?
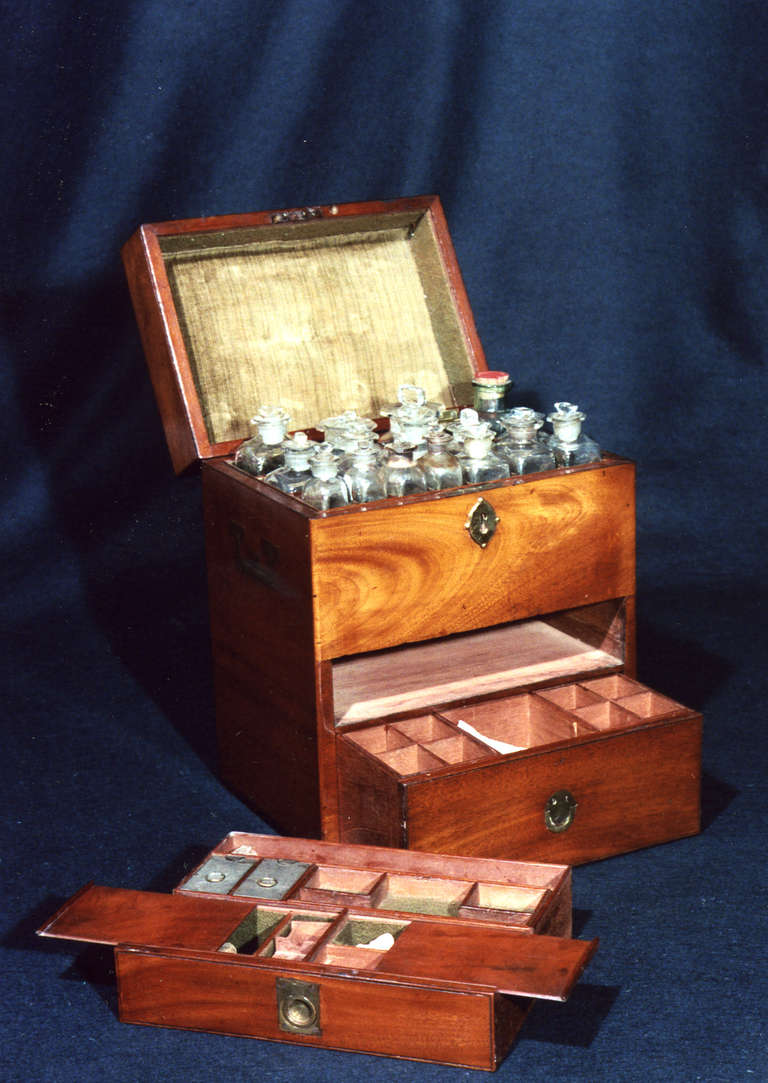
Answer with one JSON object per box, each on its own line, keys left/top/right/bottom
{"left": 276, "top": 978, "right": 321, "bottom": 1035}
{"left": 544, "top": 789, "right": 577, "bottom": 833}
{"left": 465, "top": 497, "right": 500, "bottom": 548}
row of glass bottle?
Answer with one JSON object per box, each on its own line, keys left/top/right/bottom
{"left": 234, "top": 391, "right": 600, "bottom": 511}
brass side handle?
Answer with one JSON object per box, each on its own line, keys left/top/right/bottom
{"left": 230, "top": 522, "right": 282, "bottom": 591}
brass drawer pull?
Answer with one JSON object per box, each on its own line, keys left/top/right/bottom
{"left": 277, "top": 978, "right": 321, "bottom": 1035}
{"left": 544, "top": 790, "right": 577, "bottom": 833}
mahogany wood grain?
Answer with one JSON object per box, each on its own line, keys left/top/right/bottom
{"left": 116, "top": 949, "right": 500, "bottom": 1069}
{"left": 494, "top": 994, "right": 532, "bottom": 1065}
{"left": 311, "top": 460, "right": 636, "bottom": 659}
{"left": 41, "top": 834, "right": 591, "bottom": 1069}
{"left": 402, "top": 714, "right": 701, "bottom": 864}
{"left": 332, "top": 611, "right": 625, "bottom": 726}
{"left": 38, "top": 885, "right": 254, "bottom": 951}
{"left": 375, "top": 922, "right": 597, "bottom": 999}
{"left": 202, "top": 466, "right": 323, "bottom": 837}
{"left": 122, "top": 227, "right": 210, "bottom": 474}
{"left": 335, "top": 730, "right": 404, "bottom": 849}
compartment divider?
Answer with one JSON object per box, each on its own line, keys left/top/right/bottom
{"left": 260, "top": 910, "right": 343, "bottom": 961}
{"left": 304, "top": 910, "right": 351, "bottom": 962}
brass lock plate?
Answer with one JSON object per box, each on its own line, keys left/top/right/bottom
{"left": 465, "top": 497, "right": 500, "bottom": 548}
{"left": 276, "top": 977, "right": 321, "bottom": 1035}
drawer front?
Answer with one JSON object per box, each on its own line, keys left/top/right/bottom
{"left": 311, "top": 461, "right": 635, "bottom": 659}
{"left": 401, "top": 716, "right": 701, "bottom": 865}
{"left": 338, "top": 715, "right": 701, "bottom": 865}
{"left": 116, "top": 950, "right": 496, "bottom": 1068}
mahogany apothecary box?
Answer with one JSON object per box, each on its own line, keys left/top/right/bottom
{"left": 39, "top": 833, "right": 596, "bottom": 1070}
{"left": 122, "top": 195, "right": 701, "bottom": 865}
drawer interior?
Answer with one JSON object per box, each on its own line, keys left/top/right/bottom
{"left": 339, "top": 677, "right": 689, "bottom": 776}
{"left": 181, "top": 853, "right": 555, "bottom": 934}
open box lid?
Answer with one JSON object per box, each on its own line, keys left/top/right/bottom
{"left": 122, "top": 196, "right": 487, "bottom": 474}
{"left": 39, "top": 883, "right": 595, "bottom": 1001}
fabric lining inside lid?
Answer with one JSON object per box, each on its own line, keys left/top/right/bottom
{"left": 163, "top": 216, "right": 475, "bottom": 443}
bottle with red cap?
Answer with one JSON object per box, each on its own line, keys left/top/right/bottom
{"left": 471, "top": 371, "right": 511, "bottom": 417}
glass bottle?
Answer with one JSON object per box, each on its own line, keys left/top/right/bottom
{"left": 382, "top": 385, "right": 440, "bottom": 457}
{"left": 472, "top": 371, "right": 511, "bottom": 416}
{"left": 547, "top": 402, "right": 601, "bottom": 466}
{"left": 342, "top": 441, "right": 388, "bottom": 503}
{"left": 264, "top": 432, "right": 317, "bottom": 496}
{"left": 459, "top": 421, "right": 510, "bottom": 484}
{"left": 497, "top": 407, "right": 556, "bottom": 475}
{"left": 417, "top": 428, "right": 463, "bottom": 490}
{"left": 382, "top": 440, "right": 429, "bottom": 496}
{"left": 446, "top": 407, "right": 481, "bottom": 454}
{"left": 320, "top": 410, "right": 378, "bottom": 458}
{"left": 301, "top": 444, "right": 350, "bottom": 510}
{"left": 234, "top": 405, "right": 290, "bottom": 476}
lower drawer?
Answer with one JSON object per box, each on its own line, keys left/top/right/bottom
{"left": 115, "top": 948, "right": 525, "bottom": 1070}
{"left": 336, "top": 680, "right": 701, "bottom": 865}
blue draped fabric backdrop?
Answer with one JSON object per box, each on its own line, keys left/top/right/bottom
{"left": 3, "top": 3, "right": 766, "bottom": 1080}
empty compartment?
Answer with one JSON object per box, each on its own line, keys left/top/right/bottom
{"left": 390, "top": 715, "right": 457, "bottom": 743}
{"left": 377, "top": 745, "right": 448, "bottom": 776}
{"left": 573, "top": 701, "right": 641, "bottom": 731}
{"left": 260, "top": 912, "right": 337, "bottom": 961}
{"left": 332, "top": 600, "right": 627, "bottom": 726}
{"left": 457, "top": 882, "right": 548, "bottom": 925}
{"left": 440, "top": 694, "right": 593, "bottom": 752}
{"left": 580, "top": 674, "right": 644, "bottom": 699}
{"left": 615, "top": 691, "right": 684, "bottom": 718}
{"left": 313, "top": 916, "right": 408, "bottom": 969}
{"left": 219, "top": 907, "right": 290, "bottom": 954}
{"left": 422, "top": 734, "right": 497, "bottom": 765}
{"left": 372, "top": 874, "right": 473, "bottom": 916}
{"left": 536, "top": 683, "right": 603, "bottom": 710}
{"left": 344, "top": 724, "right": 411, "bottom": 754}
{"left": 296, "top": 865, "right": 384, "bottom": 906}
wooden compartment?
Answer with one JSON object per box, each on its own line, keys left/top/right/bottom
{"left": 337, "top": 675, "right": 701, "bottom": 865}
{"left": 440, "top": 694, "right": 595, "bottom": 751}
{"left": 39, "top": 833, "right": 595, "bottom": 1071}
{"left": 123, "top": 196, "right": 700, "bottom": 865}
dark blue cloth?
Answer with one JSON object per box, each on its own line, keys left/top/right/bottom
{"left": 3, "top": 3, "right": 767, "bottom": 1080}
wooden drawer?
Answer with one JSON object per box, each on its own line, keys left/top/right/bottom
{"left": 39, "top": 833, "right": 596, "bottom": 1071}
{"left": 336, "top": 680, "right": 701, "bottom": 864}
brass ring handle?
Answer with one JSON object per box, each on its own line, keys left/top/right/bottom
{"left": 281, "top": 995, "right": 318, "bottom": 1030}
{"left": 544, "top": 789, "right": 577, "bottom": 833}
{"left": 276, "top": 978, "right": 321, "bottom": 1035}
